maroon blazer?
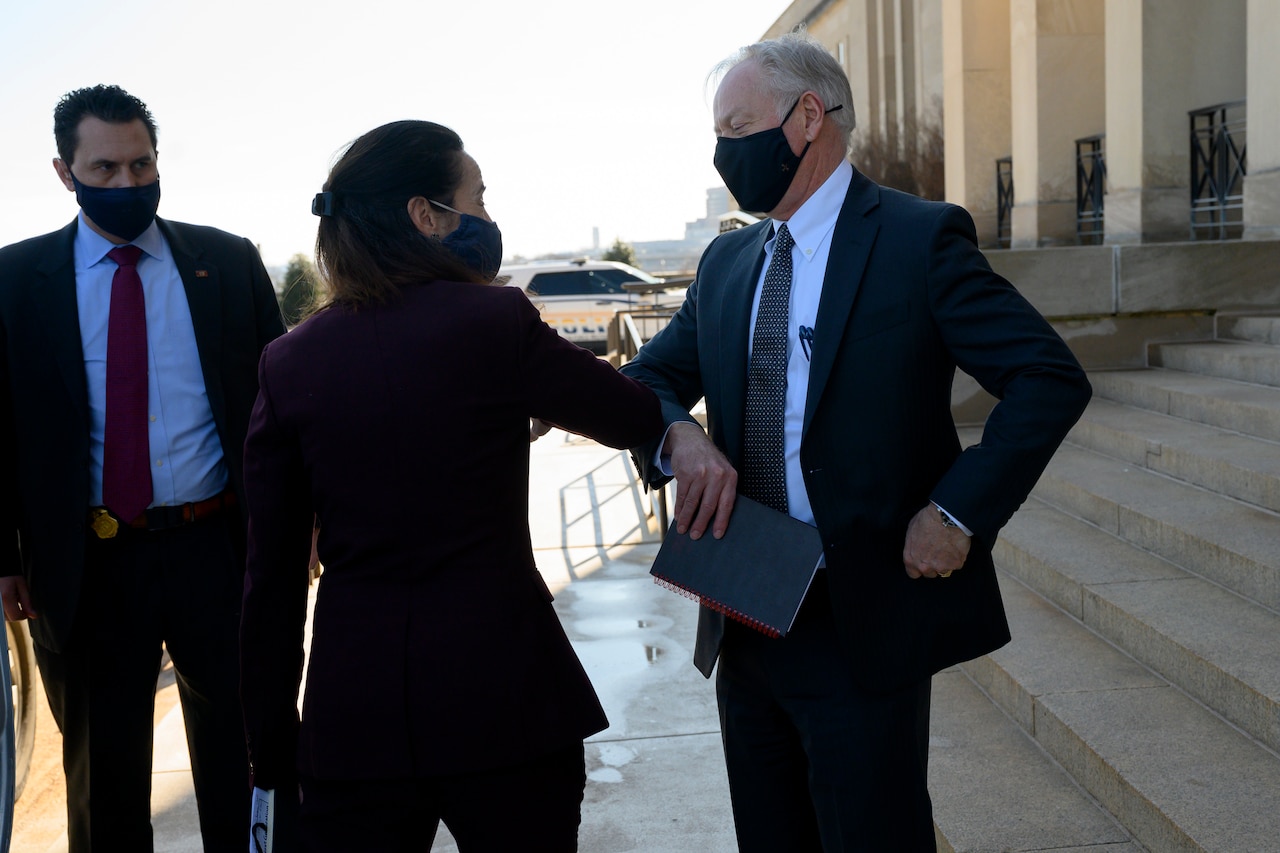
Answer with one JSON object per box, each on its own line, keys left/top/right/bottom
{"left": 239, "top": 280, "right": 662, "bottom": 788}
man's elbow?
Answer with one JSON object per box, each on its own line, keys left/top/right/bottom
{"left": 1066, "top": 369, "right": 1093, "bottom": 417}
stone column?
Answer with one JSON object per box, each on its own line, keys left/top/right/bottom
{"left": 943, "top": 0, "right": 1011, "bottom": 245}
{"left": 1244, "top": 0, "right": 1280, "bottom": 240}
{"left": 1104, "top": 0, "right": 1247, "bottom": 244}
{"left": 874, "top": 0, "right": 901, "bottom": 149}
{"left": 913, "top": 0, "right": 945, "bottom": 118}
{"left": 1009, "top": 0, "right": 1106, "bottom": 247}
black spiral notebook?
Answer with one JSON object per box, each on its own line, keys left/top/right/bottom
{"left": 650, "top": 495, "right": 824, "bottom": 638}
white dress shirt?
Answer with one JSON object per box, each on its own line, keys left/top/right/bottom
{"left": 745, "top": 160, "right": 853, "bottom": 527}
{"left": 659, "top": 160, "right": 969, "bottom": 534}
{"left": 657, "top": 163, "right": 849, "bottom": 525}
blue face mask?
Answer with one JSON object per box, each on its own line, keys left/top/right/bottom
{"left": 429, "top": 199, "right": 503, "bottom": 282}
{"left": 71, "top": 173, "right": 161, "bottom": 242}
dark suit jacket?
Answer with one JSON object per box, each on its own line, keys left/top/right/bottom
{"left": 0, "top": 217, "right": 287, "bottom": 652}
{"left": 621, "top": 169, "right": 1092, "bottom": 692}
{"left": 239, "top": 281, "right": 662, "bottom": 789}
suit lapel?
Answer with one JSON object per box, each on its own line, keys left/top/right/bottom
{"left": 716, "top": 224, "right": 770, "bottom": 464}
{"left": 159, "top": 220, "right": 228, "bottom": 435}
{"left": 32, "top": 222, "right": 90, "bottom": 421}
{"left": 803, "top": 172, "right": 880, "bottom": 434}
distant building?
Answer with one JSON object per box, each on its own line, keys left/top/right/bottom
{"left": 706, "top": 186, "right": 734, "bottom": 219}
{"left": 719, "top": 211, "right": 760, "bottom": 233}
{"left": 628, "top": 185, "right": 749, "bottom": 275}
{"left": 682, "top": 214, "right": 720, "bottom": 244}
{"left": 630, "top": 239, "right": 706, "bottom": 275}
{"left": 555, "top": 187, "right": 755, "bottom": 276}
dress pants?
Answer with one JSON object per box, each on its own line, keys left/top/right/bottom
{"left": 716, "top": 571, "right": 936, "bottom": 852}
{"left": 297, "top": 741, "right": 586, "bottom": 852}
{"left": 33, "top": 515, "right": 248, "bottom": 852}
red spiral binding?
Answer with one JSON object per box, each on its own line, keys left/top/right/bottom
{"left": 652, "top": 574, "right": 782, "bottom": 638}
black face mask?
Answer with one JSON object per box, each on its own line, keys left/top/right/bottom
{"left": 71, "top": 173, "right": 161, "bottom": 242}
{"left": 713, "top": 98, "right": 842, "bottom": 214}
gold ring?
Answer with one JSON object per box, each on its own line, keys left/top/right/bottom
{"left": 939, "top": 570, "right": 953, "bottom": 578}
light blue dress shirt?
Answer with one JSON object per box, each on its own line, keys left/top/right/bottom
{"left": 73, "top": 213, "right": 229, "bottom": 508}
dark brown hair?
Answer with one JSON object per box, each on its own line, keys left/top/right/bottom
{"left": 315, "top": 120, "right": 484, "bottom": 306}
{"left": 53, "top": 84, "right": 158, "bottom": 164}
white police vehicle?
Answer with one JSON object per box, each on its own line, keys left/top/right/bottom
{"left": 497, "top": 258, "right": 687, "bottom": 354}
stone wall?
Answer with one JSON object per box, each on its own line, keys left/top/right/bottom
{"left": 952, "top": 237, "right": 1280, "bottom": 423}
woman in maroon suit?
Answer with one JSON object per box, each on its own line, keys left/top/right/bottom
{"left": 239, "top": 120, "right": 663, "bottom": 851}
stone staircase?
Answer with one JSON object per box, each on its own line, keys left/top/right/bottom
{"left": 931, "top": 314, "right": 1280, "bottom": 852}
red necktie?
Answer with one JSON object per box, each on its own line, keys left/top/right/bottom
{"left": 102, "top": 245, "right": 153, "bottom": 523}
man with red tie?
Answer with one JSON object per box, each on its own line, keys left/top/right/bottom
{"left": 0, "top": 85, "right": 286, "bottom": 852}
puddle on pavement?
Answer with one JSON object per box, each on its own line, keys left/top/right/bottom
{"left": 575, "top": 615, "right": 673, "bottom": 637}
{"left": 587, "top": 743, "right": 636, "bottom": 784}
{"left": 564, "top": 578, "right": 688, "bottom": 738}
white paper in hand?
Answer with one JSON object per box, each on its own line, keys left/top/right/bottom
{"left": 250, "top": 786, "right": 275, "bottom": 853}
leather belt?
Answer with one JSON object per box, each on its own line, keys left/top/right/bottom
{"left": 89, "top": 490, "right": 236, "bottom": 539}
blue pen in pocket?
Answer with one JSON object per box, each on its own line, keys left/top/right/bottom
{"left": 799, "top": 325, "right": 815, "bottom": 361}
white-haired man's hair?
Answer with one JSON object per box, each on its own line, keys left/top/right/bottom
{"left": 711, "top": 30, "right": 857, "bottom": 151}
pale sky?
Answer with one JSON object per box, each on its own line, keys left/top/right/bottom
{"left": 0, "top": 0, "right": 790, "bottom": 269}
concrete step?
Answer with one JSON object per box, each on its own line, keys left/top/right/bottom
{"left": 1067, "top": 397, "right": 1280, "bottom": 513}
{"left": 962, "top": 572, "right": 1280, "bottom": 853}
{"left": 1217, "top": 314, "right": 1280, "bottom": 345}
{"left": 1089, "top": 368, "right": 1280, "bottom": 442}
{"left": 929, "top": 667, "right": 1141, "bottom": 853}
{"left": 1028, "top": 441, "right": 1280, "bottom": 612}
{"left": 1151, "top": 340, "right": 1280, "bottom": 388}
{"left": 995, "top": 498, "right": 1280, "bottom": 755}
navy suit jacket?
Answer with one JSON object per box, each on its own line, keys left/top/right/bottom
{"left": 239, "top": 281, "right": 663, "bottom": 788}
{"left": 0, "top": 217, "right": 287, "bottom": 652}
{"left": 622, "top": 169, "right": 1092, "bottom": 691}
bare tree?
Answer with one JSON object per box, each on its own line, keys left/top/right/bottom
{"left": 850, "top": 97, "right": 945, "bottom": 201}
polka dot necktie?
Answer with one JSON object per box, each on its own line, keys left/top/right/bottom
{"left": 742, "top": 223, "right": 793, "bottom": 514}
{"left": 103, "top": 244, "right": 153, "bottom": 523}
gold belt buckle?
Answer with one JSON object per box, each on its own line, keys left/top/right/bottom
{"left": 90, "top": 508, "right": 119, "bottom": 539}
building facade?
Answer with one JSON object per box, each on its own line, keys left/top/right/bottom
{"left": 765, "top": 0, "right": 1280, "bottom": 248}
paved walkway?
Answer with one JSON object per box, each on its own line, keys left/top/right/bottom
{"left": 22, "top": 430, "right": 736, "bottom": 852}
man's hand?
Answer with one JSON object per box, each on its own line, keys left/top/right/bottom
{"left": 902, "top": 504, "right": 970, "bottom": 579}
{"left": 0, "top": 575, "right": 37, "bottom": 621}
{"left": 665, "top": 422, "right": 738, "bottom": 540}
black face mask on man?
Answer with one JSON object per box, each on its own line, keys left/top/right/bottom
{"left": 713, "top": 98, "right": 842, "bottom": 214}
{"left": 71, "top": 173, "right": 161, "bottom": 242}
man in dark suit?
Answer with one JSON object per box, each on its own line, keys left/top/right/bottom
{"left": 622, "top": 34, "right": 1092, "bottom": 851}
{"left": 0, "top": 84, "right": 286, "bottom": 851}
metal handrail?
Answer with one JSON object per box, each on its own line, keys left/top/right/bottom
{"left": 1, "top": 624, "right": 13, "bottom": 853}
{"left": 1190, "top": 99, "right": 1247, "bottom": 240}
{"left": 611, "top": 308, "right": 677, "bottom": 531}
{"left": 996, "top": 156, "right": 1013, "bottom": 249}
{"left": 1075, "top": 134, "right": 1106, "bottom": 245}
{"left": 621, "top": 312, "right": 645, "bottom": 361}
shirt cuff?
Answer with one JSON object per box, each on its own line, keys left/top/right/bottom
{"left": 932, "top": 502, "right": 973, "bottom": 537}
{"left": 653, "top": 423, "right": 681, "bottom": 477}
